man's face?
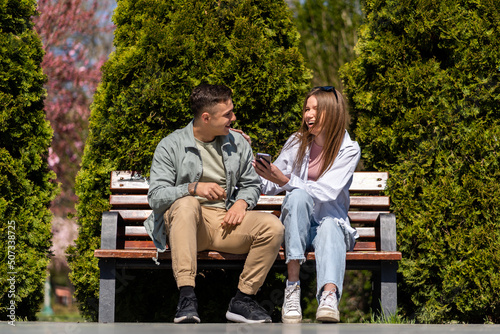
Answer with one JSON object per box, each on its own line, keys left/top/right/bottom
{"left": 205, "top": 99, "right": 236, "bottom": 138}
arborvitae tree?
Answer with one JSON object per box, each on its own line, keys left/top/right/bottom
{"left": 0, "top": 0, "right": 58, "bottom": 320}
{"left": 291, "top": 0, "right": 363, "bottom": 88}
{"left": 68, "top": 0, "right": 310, "bottom": 321}
{"left": 342, "top": 0, "right": 500, "bottom": 323}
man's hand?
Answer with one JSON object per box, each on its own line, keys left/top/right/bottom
{"left": 252, "top": 159, "right": 290, "bottom": 187}
{"left": 195, "top": 182, "right": 227, "bottom": 201}
{"left": 222, "top": 199, "right": 248, "bottom": 227}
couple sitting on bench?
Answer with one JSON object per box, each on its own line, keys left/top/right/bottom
{"left": 144, "top": 83, "right": 361, "bottom": 324}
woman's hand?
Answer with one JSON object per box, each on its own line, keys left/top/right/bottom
{"left": 252, "top": 158, "right": 289, "bottom": 187}
{"left": 230, "top": 128, "right": 252, "bottom": 146}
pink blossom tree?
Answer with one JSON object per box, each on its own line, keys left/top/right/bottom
{"left": 34, "top": 0, "right": 114, "bottom": 217}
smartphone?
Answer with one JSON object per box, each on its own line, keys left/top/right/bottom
{"left": 256, "top": 153, "right": 271, "bottom": 166}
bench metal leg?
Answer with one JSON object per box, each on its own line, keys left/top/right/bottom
{"left": 374, "top": 212, "right": 398, "bottom": 318}
{"left": 372, "top": 261, "right": 398, "bottom": 319}
{"left": 98, "top": 259, "right": 116, "bottom": 323}
{"left": 380, "top": 261, "right": 398, "bottom": 318}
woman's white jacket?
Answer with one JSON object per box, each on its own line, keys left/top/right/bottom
{"left": 260, "top": 130, "right": 361, "bottom": 250}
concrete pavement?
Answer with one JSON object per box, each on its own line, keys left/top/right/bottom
{"left": 2, "top": 322, "right": 500, "bottom": 334}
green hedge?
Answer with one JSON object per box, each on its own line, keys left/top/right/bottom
{"left": 0, "top": 0, "right": 58, "bottom": 320}
{"left": 67, "top": 0, "right": 311, "bottom": 321}
{"left": 341, "top": 0, "right": 500, "bottom": 323}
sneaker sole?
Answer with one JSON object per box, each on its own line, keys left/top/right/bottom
{"left": 282, "top": 309, "right": 302, "bottom": 324}
{"left": 282, "top": 316, "right": 302, "bottom": 324}
{"left": 225, "top": 311, "right": 271, "bottom": 323}
{"left": 316, "top": 308, "right": 340, "bottom": 323}
{"left": 174, "top": 315, "right": 201, "bottom": 323}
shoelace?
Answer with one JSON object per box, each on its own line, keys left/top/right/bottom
{"left": 240, "top": 297, "right": 266, "bottom": 314}
{"left": 284, "top": 285, "right": 300, "bottom": 311}
{"left": 319, "top": 290, "right": 337, "bottom": 308}
{"left": 177, "top": 295, "right": 197, "bottom": 311}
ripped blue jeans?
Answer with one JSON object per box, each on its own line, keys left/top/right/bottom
{"left": 281, "top": 188, "right": 348, "bottom": 302}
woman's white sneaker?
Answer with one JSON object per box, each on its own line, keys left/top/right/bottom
{"left": 316, "top": 290, "right": 340, "bottom": 323}
{"left": 282, "top": 283, "right": 302, "bottom": 323}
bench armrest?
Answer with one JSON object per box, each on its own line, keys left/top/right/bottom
{"left": 379, "top": 213, "right": 397, "bottom": 252}
{"left": 101, "top": 211, "right": 125, "bottom": 250}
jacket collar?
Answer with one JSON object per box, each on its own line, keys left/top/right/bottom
{"left": 182, "top": 120, "right": 232, "bottom": 150}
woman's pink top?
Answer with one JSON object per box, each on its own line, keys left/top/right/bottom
{"left": 308, "top": 141, "right": 323, "bottom": 181}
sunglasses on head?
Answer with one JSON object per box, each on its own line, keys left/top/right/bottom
{"left": 313, "top": 86, "right": 338, "bottom": 101}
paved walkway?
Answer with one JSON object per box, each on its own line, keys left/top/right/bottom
{"left": 3, "top": 322, "right": 500, "bottom": 334}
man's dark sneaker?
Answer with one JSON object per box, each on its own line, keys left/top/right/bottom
{"left": 174, "top": 295, "right": 200, "bottom": 323}
{"left": 225, "top": 296, "right": 272, "bottom": 323}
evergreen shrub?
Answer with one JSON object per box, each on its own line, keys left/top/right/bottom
{"left": 0, "top": 0, "right": 58, "bottom": 320}
{"left": 341, "top": 0, "right": 500, "bottom": 323}
{"left": 68, "top": 0, "right": 311, "bottom": 321}
{"left": 291, "top": 0, "right": 363, "bottom": 88}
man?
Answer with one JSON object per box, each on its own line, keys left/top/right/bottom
{"left": 144, "top": 84, "right": 284, "bottom": 323}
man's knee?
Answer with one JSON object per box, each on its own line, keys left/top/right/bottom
{"left": 248, "top": 212, "right": 284, "bottom": 238}
{"left": 263, "top": 215, "right": 285, "bottom": 241}
{"left": 272, "top": 216, "right": 285, "bottom": 236}
{"left": 172, "top": 196, "right": 200, "bottom": 209}
{"left": 164, "top": 196, "right": 201, "bottom": 228}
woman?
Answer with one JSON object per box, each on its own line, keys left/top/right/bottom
{"left": 253, "top": 86, "right": 361, "bottom": 323}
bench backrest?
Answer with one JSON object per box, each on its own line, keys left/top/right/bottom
{"left": 106, "top": 171, "right": 390, "bottom": 253}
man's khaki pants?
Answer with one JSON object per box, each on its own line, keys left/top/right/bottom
{"left": 163, "top": 196, "right": 284, "bottom": 295}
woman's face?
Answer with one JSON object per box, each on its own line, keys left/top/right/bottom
{"left": 304, "top": 95, "right": 323, "bottom": 136}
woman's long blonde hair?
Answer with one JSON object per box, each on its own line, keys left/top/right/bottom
{"left": 288, "top": 87, "right": 347, "bottom": 179}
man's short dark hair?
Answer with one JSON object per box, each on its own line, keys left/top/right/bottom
{"left": 190, "top": 84, "right": 232, "bottom": 119}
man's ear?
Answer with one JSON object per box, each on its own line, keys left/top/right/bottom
{"left": 201, "top": 112, "right": 211, "bottom": 123}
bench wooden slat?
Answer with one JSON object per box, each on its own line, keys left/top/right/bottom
{"left": 348, "top": 211, "right": 390, "bottom": 222}
{"left": 254, "top": 195, "right": 391, "bottom": 209}
{"left": 110, "top": 194, "right": 390, "bottom": 210}
{"left": 94, "top": 249, "right": 402, "bottom": 261}
{"left": 110, "top": 171, "right": 149, "bottom": 193}
{"left": 349, "top": 196, "right": 390, "bottom": 209}
{"left": 123, "top": 225, "right": 377, "bottom": 239}
{"left": 111, "top": 209, "right": 152, "bottom": 221}
{"left": 109, "top": 195, "right": 148, "bottom": 208}
{"left": 352, "top": 241, "right": 377, "bottom": 251}
{"left": 357, "top": 226, "right": 377, "bottom": 239}
{"left": 122, "top": 240, "right": 378, "bottom": 251}
{"left": 350, "top": 172, "right": 388, "bottom": 193}
{"left": 110, "top": 171, "right": 389, "bottom": 193}
{"left": 112, "top": 209, "right": 390, "bottom": 225}
{"left": 125, "top": 226, "right": 149, "bottom": 237}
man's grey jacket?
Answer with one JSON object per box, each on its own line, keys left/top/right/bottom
{"left": 144, "top": 120, "right": 261, "bottom": 252}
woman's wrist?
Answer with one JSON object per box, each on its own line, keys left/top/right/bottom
{"left": 278, "top": 176, "right": 290, "bottom": 187}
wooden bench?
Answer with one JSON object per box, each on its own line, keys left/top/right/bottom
{"left": 95, "top": 170, "right": 402, "bottom": 323}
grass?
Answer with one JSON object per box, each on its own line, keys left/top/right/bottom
{"left": 36, "top": 303, "right": 85, "bottom": 322}
{"left": 366, "top": 309, "right": 415, "bottom": 324}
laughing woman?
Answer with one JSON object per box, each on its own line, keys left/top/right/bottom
{"left": 253, "top": 86, "right": 361, "bottom": 323}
